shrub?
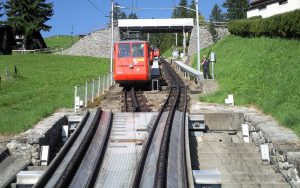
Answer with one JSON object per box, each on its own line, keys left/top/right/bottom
{"left": 228, "top": 10, "right": 300, "bottom": 38}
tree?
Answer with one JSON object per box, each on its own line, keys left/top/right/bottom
{"left": 128, "top": 12, "right": 138, "bottom": 19}
{"left": 172, "top": 0, "right": 188, "bottom": 18}
{"left": 0, "top": 2, "right": 3, "bottom": 17}
{"left": 222, "top": 0, "right": 250, "bottom": 20}
{"left": 5, "top": 0, "right": 53, "bottom": 49}
{"left": 210, "top": 4, "right": 225, "bottom": 22}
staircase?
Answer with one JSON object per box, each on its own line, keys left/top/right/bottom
{"left": 190, "top": 132, "right": 290, "bottom": 188}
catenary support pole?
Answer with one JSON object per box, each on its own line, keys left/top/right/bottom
{"left": 110, "top": 0, "right": 114, "bottom": 82}
{"left": 195, "top": 0, "right": 201, "bottom": 71}
{"left": 183, "top": 28, "right": 186, "bottom": 56}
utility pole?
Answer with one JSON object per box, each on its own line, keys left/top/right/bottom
{"left": 195, "top": 0, "right": 201, "bottom": 72}
{"left": 110, "top": 0, "right": 114, "bottom": 82}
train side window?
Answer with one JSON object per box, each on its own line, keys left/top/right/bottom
{"left": 132, "top": 43, "right": 144, "bottom": 57}
{"left": 118, "top": 43, "right": 130, "bottom": 58}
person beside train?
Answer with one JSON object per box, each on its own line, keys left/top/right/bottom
{"left": 202, "top": 55, "right": 211, "bottom": 79}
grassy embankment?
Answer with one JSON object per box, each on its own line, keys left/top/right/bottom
{"left": 193, "top": 35, "right": 300, "bottom": 135}
{"left": 162, "top": 46, "right": 183, "bottom": 58}
{"left": 44, "top": 35, "right": 80, "bottom": 49}
{"left": 0, "top": 54, "right": 108, "bottom": 134}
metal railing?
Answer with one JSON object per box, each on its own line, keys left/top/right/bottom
{"left": 74, "top": 72, "right": 114, "bottom": 112}
{"left": 172, "top": 60, "right": 203, "bottom": 85}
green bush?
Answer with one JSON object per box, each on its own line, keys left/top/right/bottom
{"left": 228, "top": 10, "right": 300, "bottom": 38}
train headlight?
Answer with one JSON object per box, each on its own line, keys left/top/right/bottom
{"left": 129, "top": 64, "right": 134, "bottom": 69}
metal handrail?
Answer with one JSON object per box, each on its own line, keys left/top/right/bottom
{"left": 173, "top": 60, "right": 203, "bottom": 84}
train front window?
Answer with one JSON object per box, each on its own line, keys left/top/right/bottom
{"left": 118, "top": 43, "right": 130, "bottom": 58}
{"left": 132, "top": 43, "right": 144, "bottom": 57}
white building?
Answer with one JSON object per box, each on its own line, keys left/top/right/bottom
{"left": 247, "top": 0, "right": 300, "bottom": 18}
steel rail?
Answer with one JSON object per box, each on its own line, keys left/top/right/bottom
{"left": 69, "top": 111, "right": 113, "bottom": 188}
{"left": 34, "top": 109, "right": 102, "bottom": 188}
{"left": 123, "top": 87, "right": 151, "bottom": 112}
{"left": 132, "top": 59, "right": 188, "bottom": 188}
{"left": 33, "top": 110, "right": 90, "bottom": 188}
{"left": 130, "top": 87, "right": 140, "bottom": 112}
{"left": 53, "top": 108, "right": 102, "bottom": 188}
{"left": 154, "top": 62, "right": 181, "bottom": 188}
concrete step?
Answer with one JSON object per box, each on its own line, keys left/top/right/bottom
{"left": 198, "top": 147, "right": 259, "bottom": 154}
{"left": 220, "top": 182, "right": 291, "bottom": 188}
{"left": 196, "top": 142, "right": 257, "bottom": 148}
{"left": 0, "top": 156, "right": 30, "bottom": 187}
{"left": 191, "top": 133, "right": 244, "bottom": 143}
{"left": 220, "top": 174, "right": 286, "bottom": 183}
{"left": 198, "top": 152, "right": 262, "bottom": 161}
{"left": 199, "top": 165, "right": 276, "bottom": 174}
{"left": 199, "top": 158, "right": 264, "bottom": 166}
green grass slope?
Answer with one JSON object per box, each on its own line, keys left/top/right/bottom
{"left": 193, "top": 36, "right": 300, "bottom": 135}
{"left": 0, "top": 54, "right": 108, "bottom": 134}
{"left": 44, "top": 35, "right": 80, "bottom": 49}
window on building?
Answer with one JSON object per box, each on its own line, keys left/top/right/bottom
{"left": 258, "top": 5, "right": 266, "bottom": 10}
{"left": 279, "top": 0, "right": 288, "bottom": 5}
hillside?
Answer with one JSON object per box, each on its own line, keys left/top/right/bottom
{"left": 0, "top": 54, "right": 108, "bottom": 134}
{"left": 44, "top": 35, "right": 80, "bottom": 49}
{"left": 193, "top": 36, "right": 300, "bottom": 135}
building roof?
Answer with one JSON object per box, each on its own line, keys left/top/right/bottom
{"left": 118, "top": 18, "right": 194, "bottom": 33}
{"left": 249, "top": 0, "right": 281, "bottom": 8}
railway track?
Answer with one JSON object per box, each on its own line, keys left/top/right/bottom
{"left": 122, "top": 87, "right": 152, "bottom": 112}
{"left": 34, "top": 59, "right": 188, "bottom": 188}
{"left": 132, "top": 59, "right": 188, "bottom": 187}
{"left": 33, "top": 108, "right": 113, "bottom": 188}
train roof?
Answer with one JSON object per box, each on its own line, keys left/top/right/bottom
{"left": 116, "top": 40, "right": 148, "bottom": 43}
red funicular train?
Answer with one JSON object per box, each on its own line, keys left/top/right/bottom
{"left": 114, "top": 40, "right": 151, "bottom": 86}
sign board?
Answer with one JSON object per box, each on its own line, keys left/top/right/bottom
{"left": 210, "top": 52, "right": 215, "bottom": 62}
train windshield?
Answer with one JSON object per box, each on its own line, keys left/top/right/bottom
{"left": 118, "top": 43, "right": 130, "bottom": 58}
{"left": 132, "top": 43, "right": 144, "bottom": 57}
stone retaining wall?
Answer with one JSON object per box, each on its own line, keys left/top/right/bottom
{"left": 6, "top": 110, "right": 72, "bottom": 166}
{"left": 245, "top": 113, "right": 300, "bottom": 187}
{"left": 187, "top": 26, "right": 229, "bottom": 57}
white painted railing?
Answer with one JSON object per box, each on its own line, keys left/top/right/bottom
{"left": 74, "top": 72, "right": 114, "bottom": 112}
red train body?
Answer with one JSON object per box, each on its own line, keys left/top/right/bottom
{"left": 114, "top": 40, "right": 151, "bottom": 85}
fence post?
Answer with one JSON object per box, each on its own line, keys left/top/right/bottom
{"left": 98, "top": 77, "right": 101, "bottom": 97}
{"left": 74, "top": 86, "right": 77, "bottom": 113}
{"left": 6, "top": 67, "right": 9, "bottom": 81}
{"left": 102, "top": 76, "right": 105, "bottom": 94}
{"left": 14, "top": 65, "right": 17, "bottom": 75}
{"left": 85, "top": 82, "right": 88, "bottom": 108}
{"left": 109, "top": 73, "right": 111, "bottom": 87}
{"left": 211, "top": 61, "right": 214, "bottom": 79}
{"left": 106, "top": 74, "right": 109, "bottom": 90}
{"left": 92, "top": 80, "right": 95, "bottom": 103}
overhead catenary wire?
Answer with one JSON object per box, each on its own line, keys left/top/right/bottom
{"left": 87, "top": 0, "right": 107, "bottom": 17}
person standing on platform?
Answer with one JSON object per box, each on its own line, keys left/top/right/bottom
{"left": 202, "top": 55, "right": 211, "bottom": 79}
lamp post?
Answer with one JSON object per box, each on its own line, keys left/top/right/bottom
{"left": 195, "top": 0, "right": 201, "bottom": 72}
{"left": 179, "top": 1, "right": 201, "bottom": 72}
{"left": 110, "top": 0, "right": 114, "bottom": 83}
